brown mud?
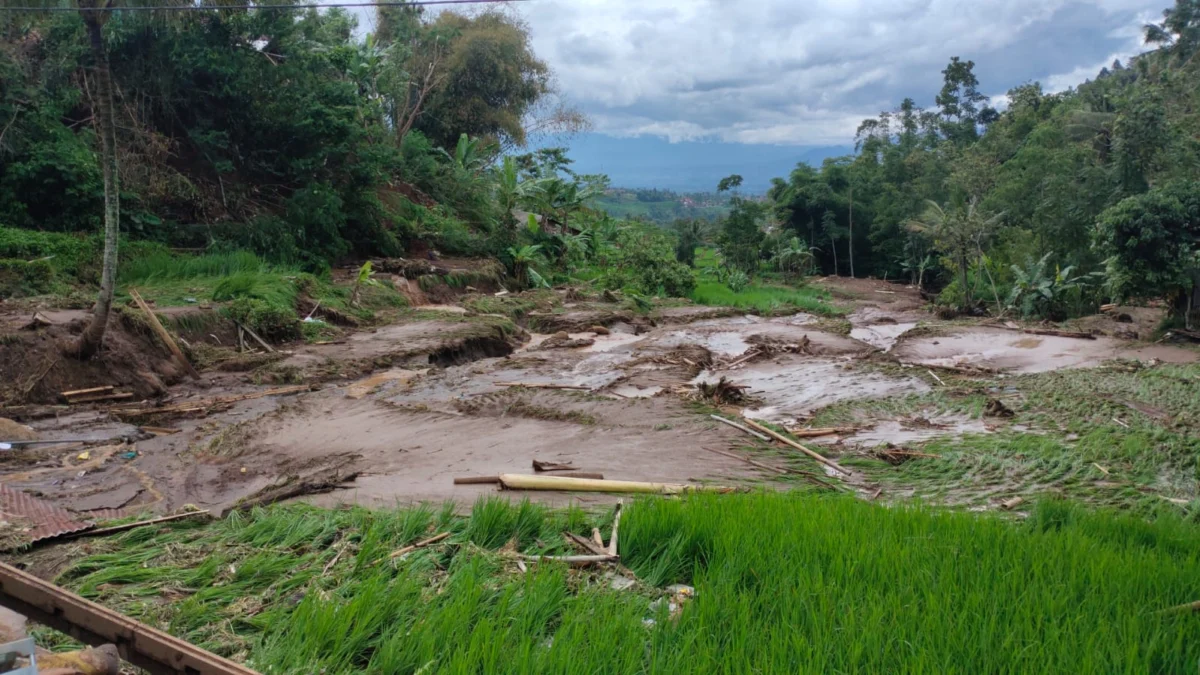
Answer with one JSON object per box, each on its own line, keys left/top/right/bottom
{"left": 1, "top": 275, "right": 1196, "bottom": 522}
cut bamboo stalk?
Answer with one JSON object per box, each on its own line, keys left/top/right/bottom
{"left": 456, "top": 472, "right": 604, "bottom": 485}
{"left": 497, "top": 474, "right": 735, "bottom": 494}
{"left": 704, "top": 446, "right": 786, "bottom": 474}
{"left": 62, "top": 386, "right": 113, "bottom": 399}
{"left": 1001, "top": 496, "right": 1025, "bottom": 510}
{"left": 606, "top": 501, "right": 623, "bottom": 556}
{"left": 518, "top": 553, "right": 619, "bottom": 564}
{"left": 787, "top": 427, "right": 857, "bottom": 438}
{"left": 927, "top": 369, "right": 946, "bottom": 386}
{"left": 591, "top": 528, "right": 604, "bottom": 548}
{"left": 709, "top": 414, "right": 769, "bottom": 441}
{"left": 389, "top": 532, "right": 451, "bottom": 559}
{"left": 739, "top": 418, "right": 851, "bottom": 477}
{"left": 1160, "top": 599, "right": 1200, "bottom": 614}
{"left": 64, "top": 510, "right": 209, "bottom": 539}
{"left": 130, "top": 289, "right": 201, "bottom": 380}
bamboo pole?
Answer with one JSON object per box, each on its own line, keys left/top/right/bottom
{"left": 709, "top": 414, "right": 769, "bottom": 441}
{"left": 497, "top": 474, "right": 735, "bottom": 495}
{"left": 388, "top": 532, "right": 451, "bottom": 559}
{"left": 129, "top": 290, "right": 200, "bottom": 380}
{"left": 606, "top": 500, "right": 623, "bottom": 556}
{"left": 739, "top": 417, "right": 851, "bottom": 477}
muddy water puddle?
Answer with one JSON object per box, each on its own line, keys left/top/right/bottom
{"left": 806, "top": 414, "right": 990, "bottom": 448}
{"left": 893, "top": 327, "right": 1198, "bottom": 373}
{"left": 850, "top": 323, "right": 917, "bottom": 352}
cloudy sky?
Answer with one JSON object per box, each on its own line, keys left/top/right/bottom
{"left": 353, "top": 0, "right": 1166, "bottom": 188}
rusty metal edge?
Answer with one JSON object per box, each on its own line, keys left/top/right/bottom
{"left": 0, "top": 484, "right": 94, "bottom": 547}
{"left": 0, "top": 561, "right": 259, "bottom": 675}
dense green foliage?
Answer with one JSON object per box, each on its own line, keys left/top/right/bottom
{"left": 0, "top": 4, "right": 572, "bottom": 268}
{"left": 726, "top": 0, "right": 1200, "bottom": 320}
{"left": 50, "top": 493, "right": 1200, "bottom": 672}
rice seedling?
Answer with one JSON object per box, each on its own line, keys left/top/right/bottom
{"left": 42, "top": 493, "right": 1200, "bottom": 673}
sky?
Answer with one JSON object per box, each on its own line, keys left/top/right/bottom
{"left": 347, "top": 0, "right": 1167, "bottom": 191}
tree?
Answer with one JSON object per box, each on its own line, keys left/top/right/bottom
{"left": 70, "top": 1, "right": 123, "bottom": 358}
{"left": 1096, "top": 180, "right": 1200, "bottom": 325}
{"left": 672, "top": 218, "right": 704, "bottom": 266}
{"left": 908, "top": 199, "right": 1004, "bottom": 310}
{"left": 936, "top": 57, "right": 994, "bottom": 144}
{"left": 717, "top": 191, "right": 764, "bottom": 273}
{"left": 717, "top": 174, "right": 744, "bottom": 194}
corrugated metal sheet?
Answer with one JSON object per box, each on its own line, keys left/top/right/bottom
{"left": 0, "top": 484, "right": 92, "bottom": 547}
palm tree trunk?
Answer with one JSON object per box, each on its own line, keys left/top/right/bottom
{"left": 73, "top": 15, "right": 119, "bottom": 359}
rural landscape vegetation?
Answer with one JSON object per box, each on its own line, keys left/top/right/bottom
{"left": 0, "top": 0, "right": 1199, "bottom": 672}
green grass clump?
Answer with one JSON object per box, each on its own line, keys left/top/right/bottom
{"left": 45, "top": 493, "right": 1200, "bottom": 673}
{"left": 120, "top": 249, "right": 271, "bottom": 284}
{"left": 691, "top": 280, "right": 841, "bottom": 315}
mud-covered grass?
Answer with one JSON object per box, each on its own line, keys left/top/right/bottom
{"left": 35, "top": 493, "right": 1200, "bottom": 673}
{"left": 805, "top": 362, "right": 1200, "bottom": 514}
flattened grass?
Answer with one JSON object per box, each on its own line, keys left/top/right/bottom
{"left": 46, "top": 493, "right": 1200, "bottom": 673}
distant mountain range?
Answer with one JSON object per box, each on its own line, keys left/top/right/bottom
{"left": 557, "top": 133, "right": 852, "bottom": 193}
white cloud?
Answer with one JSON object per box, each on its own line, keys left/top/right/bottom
{"left": 517, "top": 0, "right": 1163, "bottom": 145}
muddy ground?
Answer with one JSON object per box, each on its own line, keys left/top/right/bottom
{"left": 1, "top": 276, "right": 1196, "bottom": 529}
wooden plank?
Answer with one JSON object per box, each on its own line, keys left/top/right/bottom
{"left": 0, "top": 561, "right": 258, "bottom": 675}
{"left": 129, "top": 290, "right": 201, "bottom": 380}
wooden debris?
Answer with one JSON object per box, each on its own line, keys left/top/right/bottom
{"left": 21, "top": 312, "right": 53, "bottom": 330}
{"left": 62, "top": 386, "right": 112, "bottom": 399}
{"left": 312, "top": 340, "right": 347, "bottom": 346}
{"left": 110, "top": 385, "right": 312, "bottom": 419}
{"left": 695, "top": 377, "right": 749, "bottom": 404}
{"left": 917, "top": 362, "right": 1000, "bottom": 376}
{"left": 497, "top": 474, "right": 736, "bottom": 495}
{"left": 1112, "top": 417, "right": 1130, "bottom": 429}
{"left": 1159, "top": 599, "right": 1200, "bottom": 614}
{"left": 1023, "top": 327, "right": 1096, "bottom": 340}
{"left": 66, "top": 391, "right": 134, "bottom": 404}
{"left": 566, "top": 532, "right": 608, "bottom": 556}
{"left": 709, "top": 414, "right": 769, "bottom": 441}
{"left": 606, "top": 501, "right": 623, "bottom": 556}
{"left": 1099, "top": 303, "right": 1118, "bottom": 313}
{"left": 63, "top": 510, "right": 210, "bottom": 540}
{"left": 236, "top": 321, "right": 276, "bottom": 353}
{"left": 532, "top": 459, "right": 577, "bottom": 472}
{"left": 870, "top": 487, "right": 883, "bottom": 500}
{"left": 1160, "top": 495, "right": 1191, "bottom": 506}
{"left": 926, "top": 369, "right": 946, "bottom": 386}
{"left": 388, "top": 532, "right": 451, "bottom": 559}
{"left": 493, "top": 382, "right": 590, "bottom": 390}
{"left": 984, "top": 398, "right": 1015, "bottom": 418}
{"left": 455, "top": 472, "right": 604, "bottom": 485}
{"left": 870, "top": 445, "right": 941, "bottom": 465}
{"left": 1000, "top": 496, "right": 1025, "bottom": 511}
{"left": 787, "top": 426, "right": 857, "bottom": 438}
{"left": 1092, "top": 463, "right": 1110, "bottom": 476}
{"left": 130, "top": 289, "right": 201, "bottom": 380}
{"left": 139, "top": 426, "right": 180, "bottom": 436}
{"left": 739, "top": 418, "right": 851, "bottom": 478}
{"left": 704, "top": 446, "right": 786, "bottom": 475}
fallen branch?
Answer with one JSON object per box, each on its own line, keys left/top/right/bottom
{"left": 739, "top": 418, "right": 851, "bottom": 478}
{"left": 709, "top": 414, "right": 770, "bottom": 441}
{"left": 1092, "top": 463, "right": 1110, "bottom": 476}
{"left": 62, "top": 386, "right": 113, "bottom": 399}
{"left": 724, "top": 349, "right": 763, "bottom": 369}
{"left": 130, "top": 290, "right": 201, "bottom": 380}
{"left": 388, "top": 532, "right": 451, "bottom": 559}
{"left": 139, "top": 426, "right": 180, "bottom": 436}
{"left": 926, "top": 369, "right": 945, "bottom": 386}
{"left": 67, "top": 391, "right": 134, "bottom": 404}
{"left": 110, "top": 385, "right": 311, "bottom": 418}
{"left": 704, "top": 446, "right": 786, "bottom": 475}
{"left": 63, "top": 510, "right": 210, "bottom": 540}
{"left": 606, "top": 501, "right": 623, "bottom": 556}
{"left": 497, "top": 474, "right": 736, "bottom": 494}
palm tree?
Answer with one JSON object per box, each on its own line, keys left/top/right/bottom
{"left": 908, "top": 199, "right": 1005, "bottom": 310}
